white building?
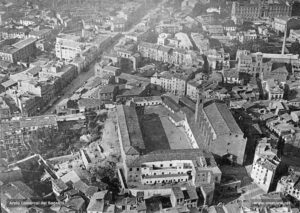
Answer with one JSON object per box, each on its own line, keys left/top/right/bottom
{"left": 289, "top": 29, "right": 300, "bottom": 42}
{"left": 151, "top": 72, "right": 189, "bottom": 97}
{"left": 55, "top": 33, "right": 95, "bottom": 61}
{"left": 276, "top": 167, "right": 300, "bottom": 201}
{"left": 251, "top": 156, "right": 280, "bottom": 193}
{"left": 186, "top": 80, "right": 201, "bottom": 101}
{"left": 273, "top": 16, "right": 289, "bottom": 33}
{"left": 175, "top": 32, "right": 193, "bottom": 50}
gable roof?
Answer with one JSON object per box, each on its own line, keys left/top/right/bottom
{"left": 203, "top": 101, "right": 243, "bottom": 136}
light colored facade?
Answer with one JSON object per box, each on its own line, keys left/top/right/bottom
{"left": 265, "top": 79, "right": 284, "bottom": 100}
{"left": 186, "top": 80, "right": 201, "bottom": 101}
{"left": 231, "top": 1, "right": 293, "bottom": 24}
{"left": 174, "top": 32, "right": 193, "bottom": 50}
{"left": 276, "top": 167, "right": 300, "bottom": 201}
{"left": 251, "top": 157, "right": 280, "bottom": 192}
{"left": 151, "top": 72, "right": 188, "bottom": 96}
{"left": 138, "top": 41, "right": 195, "bottom": 66}
{"left": 94, "top": 64, "right": 121, "bottom": 78}
{"left": 55, "top": 33, "right": 95, "bottom": 61}
{"left": 273, "top": 17, "right": 289, "bottom": 33}
{"left": 251, "top": 138, "right": 280, "bottom": 193}
{"left": 0, "top": 37, "right": 37, "bottom": 63}
{"left": 192, "top": 100, "right": 247, "bottom": 165}
{"left": 289, "top": 29, "right": 300, "bottom": 42}
{"left": 191, "top": 33, "right": 209, "bottom": 54}
{"left": 116, "top": 105, "right": 221, "bottom": 205}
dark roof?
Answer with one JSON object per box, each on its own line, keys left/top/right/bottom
{"left": 186, "top": 186, "right": 198, "bottom": 200}
{"left": 53, "top": 179, "right": 68, "bottom": 191}
{"left": 100, "top": 85, "right": 116, "bottom": 94}
{"left": 172, "top": 187, "right": 184, "bottom": 199}
{"left": 162, "top": 96, "right": 180, "bottom": 112}
{"left": 179, "top": 96, "right": 196, "bottom": 112}
{"left": 203, "top": 101, "right": 243, "bottom": 136}
{"left": 116, "top": 105, "right": 145, "bottom": 155}
{"left": 78, "top": 98, "right": 102, "bottom": 109}
{"left": 63, "top": 196, "right": 85, "bottom": 211}
{"left": 129, "top": 149, "right": 216, "bottom": 167}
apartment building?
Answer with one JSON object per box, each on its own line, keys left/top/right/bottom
{"left": 0, "top": 37, "right": 37, "bottom": 63}
{"left": 55, "top": 33, "right": 95, "bottom": 61}
{"left": 251, "top": 156, "right": 280, "bottom": 192}
{"left": 151, "top": 71, "right": 190, "bottom": 97}
{"left": 273, "top": 16, "right": 290, "bottom": 33}
{"left": 138, "top": 41, "right": 194, "bottom": 66}
{"left": 231, "top": 0, "right": 293, "bottom": 24}
{"left": 186, "top": 80, "right": 201, "bottom": 101}
{"left": 276, "top": 166, "right": 300, "bottom": 201}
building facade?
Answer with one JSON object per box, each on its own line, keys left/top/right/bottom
{"left": 231, "top": 0, "right": 293, "bottom": 24}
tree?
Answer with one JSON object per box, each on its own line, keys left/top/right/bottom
{"left": 191, "top": 2, "right": 209, "bottom": 17}
{"left": 209, "top": 38, "right": 222, "bottom": 49}
{"left": 290, "top": 40, "right": 300, "bottom": 55}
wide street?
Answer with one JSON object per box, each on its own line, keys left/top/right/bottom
{"left": 43, "top": 0, "right": 166, "bottom": 115}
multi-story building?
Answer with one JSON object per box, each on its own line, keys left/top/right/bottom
{"left": 0, "top": 37, "right": 37, "bottom": 63}
{"left": 116, "top": 105, "right": 222, "bottom": 205}
{"left": 0, "top": 121, "right": 26, "bottom": 161}
{"left": 138, "top": 41, "right": 196, "bottom": 66}
{"left": 151, "top": 71, "right": 190, "bottom": 96}
{"left": 191, "top": 33, "right": 209, "bottom": 54}
{"left": 155, "top": 23, "right": 183, "bottom": 34}
{"left": 265, "top": 79, "right": 284, "bottom": 100}
{"left": 289, "top": 29, "right": 300, "bottom": 42}
{"left": 273, "top": 16, "right": 290, "bottom": 33}
{"left": 231, "top": 0, "right": 293, "bottom": 24}
{"left": 251, "top": 155, "right": 280, "bottom": 192}
{"left": 55, "top": 33, "right": 95, "bottom": 61}
{"left": 238, "top": 30, "right": 258, "bottom": 43}
{"left": 0, "top": 28, "right": 29, "bottom": 39}
{"left": 94, "top": 64, "right": 121, "bottom": 78}
{"left": 190, "top": 99, "right": 247, "bottom": 165}
{"left": 0, "top": 97, "right": 10, "bottom": 121}
{"left": 276, "top": 166, "right": 300, "bottom": 201}
{"left": 186, "top": 80, "right": 201, "bottom": 101}
{"left": 170, "top": 186, "right": 198, "bottom": 208}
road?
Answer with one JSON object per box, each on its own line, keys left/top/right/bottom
{"left": 43, "top": 64, "right": 95, "bottom": 114}
{"left": 42, "top": 1, "right": 166, "bottom": 115}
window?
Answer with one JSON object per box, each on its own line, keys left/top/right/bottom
{"left": 137, "top": 168, "right": 139, "bottom": 171}
{"left": 170, "top": 163, "right": 172, "bottom": 167}
{"left": 129, "top": 168, "right": 132, "bottom": 171}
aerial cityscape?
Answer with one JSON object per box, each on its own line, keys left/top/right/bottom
{"left": 1, "top": 0, "right": 300, "bottom": 212}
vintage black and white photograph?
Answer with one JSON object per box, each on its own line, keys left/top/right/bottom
{"left": 1, "top": 0, "right": 300, "bottom": 212}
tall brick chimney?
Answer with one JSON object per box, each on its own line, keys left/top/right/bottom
{"left": 195, "top": 91, "right": 203, "bottom": 123}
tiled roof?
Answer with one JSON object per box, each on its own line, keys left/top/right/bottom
{"left": 172, "top": 187, "right": 184, "bottom": 199}
{"left": 100, "top": 85, "right": 116, "bottom": 94}
{"left": 116, "top": 105, "right": 145, "bottom": 155}
{"left": 203, "top": 101, "right": 243, "bottom": 136}
{"left": 186, "top": 185, "right": 198, "bottom": 200}
{"left": 78, "top": 98, "right": 102, "bottom": 109}
{"left": 128, "top": 149, "right": 216, "bottom": 167}
{"left": 53, "top": 179, "right": 68, "bottom": 191}
{"left": 162, "top": 96, "right": 180, "bottom": 112}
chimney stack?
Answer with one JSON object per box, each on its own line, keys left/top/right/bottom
{"left": 195, "top": 90, "right": 203, "bottom": 123}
